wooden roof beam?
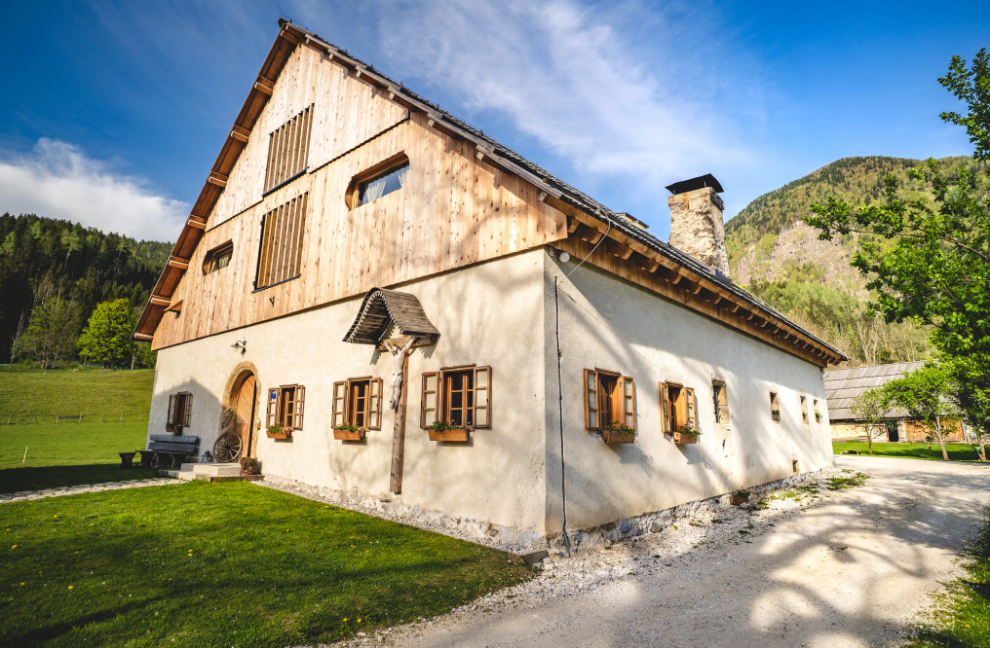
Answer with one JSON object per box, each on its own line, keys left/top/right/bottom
{"left": 604, "top": 238, "right": 633, "bottom": 261}
{"left": 186, "top": 218, "right": 207, "bottom": 230}
{"left": 207, "top": 172, "right": 228, "bottom": 188}
{"left": 254, "top": 76, "right": 275, "bottom": 95}
{"left": 230, "top": 125, "right": 251, "bottom": 142}
{"left": 167, "top": 257, "right": 189, "bottom": 270}
{"left": 149, "top": 295, "right": 170, "bottom": 307}
{"left": 133, "top": 332, "right": 154, "bottom": 342}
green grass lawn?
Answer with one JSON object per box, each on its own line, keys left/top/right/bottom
{"left": 833, "top": 441, "right": 987, "bottom": 462}
{"left": 0, "top": 481, "right": 535, "bottom": 648}
{"left": 0, "top": 421, "right": 156, "bottom": 494}
{"left": 905, "top": 506, "right": 990, "bottom": 648}
{"left": 0, "top": 368, "right": 158, "bottom": 494}
{"left": 0, "top": 367, "right": 154, "bottom": 424}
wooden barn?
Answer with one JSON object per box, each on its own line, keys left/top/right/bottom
{"left": 135, "top": 20, "right": 846, "bottom": 549}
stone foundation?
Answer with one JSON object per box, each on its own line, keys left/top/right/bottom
{"left": 261, "top": 465, "right": 835, "bottom": 557}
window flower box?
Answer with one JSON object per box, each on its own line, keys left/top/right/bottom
{"left": 428, "top": 422, "right": 470, "bottom": 443}
{"left": 601, "top": 421, "right": 636, "bottom": 445}
{"left": 333, "top": 425, "right": 366, "bottom": 441}
{"left": 672, "top": 425, "right": 701, "bottom": 445}
{"left": 266, "top": 424, "right": 291, "bottom": 440}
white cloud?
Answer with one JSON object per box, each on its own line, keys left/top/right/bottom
{"left": 0, "top": 139, "right": 188, "bottom": 242}
{"left": 371, "top": 0, "right": 755, "bottom": 200}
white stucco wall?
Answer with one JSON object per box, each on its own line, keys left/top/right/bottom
{"left": 149, "top": 246, "right": 834, "bottom": 540}
{"left": 542, "top": 254, "right": 834, "bottom": 534}
{"left": 149, "top": 250, "right": 549, "bottom": 536}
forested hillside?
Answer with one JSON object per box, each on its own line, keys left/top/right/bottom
{"left": 0, "top": 214, "right": 171, "bottom": 364}
{"left": 725, "top": 156, "right": 989, "bottom": 366}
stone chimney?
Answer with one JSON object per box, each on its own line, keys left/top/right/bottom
{"left": 666, "top": 174, "right": 729, "bottom": 277}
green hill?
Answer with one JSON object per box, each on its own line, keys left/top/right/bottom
{"left": 725, "top": 156, "right": 989, "bottom": 366}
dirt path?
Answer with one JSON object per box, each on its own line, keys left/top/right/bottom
{"left": 346, "top": 456, "right": 990, "bottom": 648}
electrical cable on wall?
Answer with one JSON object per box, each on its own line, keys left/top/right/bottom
{"left": 554, "top": 276, "right": 572, "bottom": 557}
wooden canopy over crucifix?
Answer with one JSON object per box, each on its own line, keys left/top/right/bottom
{"left": 344, "top": 288, "right": 440, "bottom": 493}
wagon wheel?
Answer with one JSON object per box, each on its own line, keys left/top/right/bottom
{"left": 213, "top": 432, "right": 243, "bottom": 463}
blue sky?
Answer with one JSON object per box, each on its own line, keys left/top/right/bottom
{"left": 1, "top": 0, "right": 986, "bottom": 242}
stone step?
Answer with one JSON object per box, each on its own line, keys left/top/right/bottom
{"left": 182, "top": 462, "right": 243, "bottom": 478}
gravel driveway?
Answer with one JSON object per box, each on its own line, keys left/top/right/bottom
{"left": 338, "top": 456, "right": 990, "bottom": 648}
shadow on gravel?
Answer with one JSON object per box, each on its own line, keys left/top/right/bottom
{"left": 0, "top": 464, "right": 159, "bottom": 495}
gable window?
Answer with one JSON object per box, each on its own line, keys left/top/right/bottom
{"left": 712, "top": 379, "right": 729, "bottom": 426}
{"left": 421, "top": 366, "right": 492, "bottom": 429}
{"left": 203, "top": 241, "right": 233, "bottom": 274}
{"left": 770, "top": 391, "right": 781, "bottom": 422}
{"left": 166, "top": 391, "right": 192, "bottom": 432}
{"left": 267, "top": 385, "right": 305, "bottom": 430}
{"left": 584, "top": 369, "right": 635, "bottom": 430}
{"left": 264, "top": 105, "right": 314, "bottom": 193}
{"left": 346, "top": 154, "right": 410, "bottom": 209}
{"left": 255, "top": 193, "right": 308, "bottom": 289}
{"left": 332, "top": 378, "right": 383, "bottom": 430}
{"left": 660, "top": 382, "right": 696, "bottom": 433}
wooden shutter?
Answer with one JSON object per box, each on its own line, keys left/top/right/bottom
{"left": 166, "top": 394, "right": 177, "bottom": 429}
{"left": 332, "top": 381, "right": 347, "bottom": 428}
{"left": 267, "top": 388, "right": 279, "bottom": 428}
{"left": 295, "top": 385, "right": 305, "bottom": 430}
{"left": 659, "top": 383, "right": 670, "bottom": 433}
{"left": 181, "top": 392, "right": 193, "bottom": 427}
{"left": 584, "top": 369, "right": 599, "bottom": 430}
{"left": 622, "top": 377, "right": 635, "bottom": 428}
{"left": 421, "top": 372, "right": 438, "bottom": 428}
{"left": 473, "top": 367, "right": 491, "bottom": 429}
{"left": 369, "top": 378, "right": 382, "bottom": 430}
{"left": 686, "top": 387, "right": 697, "bottom": 429}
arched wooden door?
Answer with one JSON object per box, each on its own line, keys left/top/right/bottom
{"left": 234, "top": 374, "right": 258, "bottom": 459}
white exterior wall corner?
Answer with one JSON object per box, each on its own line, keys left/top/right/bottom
{"left": 148, "top": 249, "right": 550, "bottom": 536}
{"left": 541, "top": 254, "right": 834, "bottom": 534}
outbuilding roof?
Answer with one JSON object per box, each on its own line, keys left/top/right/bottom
{"left": 824, "top": 361, "right": 926, "bottom": 420}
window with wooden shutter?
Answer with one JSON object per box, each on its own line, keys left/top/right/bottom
{"left": 267, "top": 388, "right": 278, "bottom": 428}
{"left": 712, "top": 380, "right": 729, "bottom": 426}
{"left": 368, "top": 378, "right": 382, "bottom": 430}
{"left": 421, "top": 372, "right": 438, "bottom": 428}
{"left": 473, "top": 367, "right": 491, "bottom": 429}
{"left": 443, "top": 370, "right": 474, "bottom": 427}
{"left": 294, "top": 386, "right": 305, "bottom": 430}
{"left": 586, "top": 370, "right": 635, "bottom": 431}
{"left": 255, "top": 193, "right": 308, "bottom": 289}
{"left": 166, "top": 392, "right": 192, "bottom": 431}
{"left": 685, "top": 387, "right": 697, "bottom": 429}
{"left": 622, "top": 377, "right": 635, "bottom": 428}
{"left": 264, "top": 105, "right": 314, "bottom": 192}
{"left": 332, "top": 381, "right": 347, "bottom": 428}
{"left": 584, "top": 369, "right": 599, "bottom": 430}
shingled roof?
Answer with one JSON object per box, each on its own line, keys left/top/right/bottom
{"left": 134, "top": 19, "right": 847, "bottom": 366}
{"left": 824, "top": 361, "right": 926, "bottom": 420}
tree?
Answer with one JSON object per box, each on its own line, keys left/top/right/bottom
{"left": 850, "top": 388, "right": 888, "bottom": 455}
{"left": 946, "top": 356, "right": 989, "bottom": 461}
{"left": 77, "top": 299, "right": 136, "bottom": 368}
{"left": 13, "top": 295, "right": 82, "bottom": 369}
{"left": 806, "top": 49, "right": 990, "bottom": 427}
{"left": 881, "top": 365, "right": 956, "bottom": 460}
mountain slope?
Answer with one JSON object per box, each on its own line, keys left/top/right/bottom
{"left": 725, "top": 155, "right": 988, "bottom": 366}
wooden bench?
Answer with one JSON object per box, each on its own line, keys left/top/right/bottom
{"left": 147, "top": 434, "right": 200, "bottom": 468}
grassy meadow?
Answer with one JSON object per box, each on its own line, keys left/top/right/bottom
{"left": 0, "top": 368, "right": 157, "bottom": 493}
{"left": 0, "top": 481, "right": 535, "bottom": 648}
{"left": 833, "top": 441, "right": 987, "bottom": 462}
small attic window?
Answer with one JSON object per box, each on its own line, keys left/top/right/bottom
{"left": 202, "top": 241, "right": 233, "bottom": 274}
{"left": 347, "top": 154, "right": 409, "bottom": 209}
